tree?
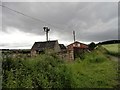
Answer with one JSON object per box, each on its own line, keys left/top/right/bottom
{"left": 89, "top": 42, "right": 96, "bottom": 50}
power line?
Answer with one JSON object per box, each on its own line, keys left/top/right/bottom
{"left": 0, "top": 4, "right": 64, "bottom": 30}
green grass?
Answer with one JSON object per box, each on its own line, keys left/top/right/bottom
{"left": 102, "top": 44, "right": 120, "bottom": 57}
{"left": 67, "top": 48, "right": 118, "bottom": 88}
{"left": 2, "top": 46, "right": 119, "bottom": 88}
{"left": 102, "top": 44, "right": 119, "bottom": 53}
{"left": 67, "top": 60, "right": 118, "bottom": 88}
{"left": 2, "top": 54, "right": 73, "bottom": 88}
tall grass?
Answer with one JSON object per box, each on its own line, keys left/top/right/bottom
{"left": 67, "top": 47, "right": 118, "bottom": 88}
{"left": 2, "top": 54, "right": 73, "bottom": 88}
{"left": 2, "top": 46, "right": 118, "bottom": 88}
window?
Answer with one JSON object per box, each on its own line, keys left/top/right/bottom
{"left": 78, "top": 44, "right": 80, "bottom": 47}
{"left": 73, "top": 44, "right": 75, "bottom": 47}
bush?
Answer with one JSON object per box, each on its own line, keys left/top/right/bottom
{"left": 89, "top": 42, "right": 96, "bottom": 50}
{"left": 2, "top": 54, "right": 73, "bottom": 88}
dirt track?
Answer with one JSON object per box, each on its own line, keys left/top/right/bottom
{"left": 108, "top": 55, "right": 119, "bottom": 62}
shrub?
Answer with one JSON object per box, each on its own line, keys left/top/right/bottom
{"left": 89, "top": 42, "right": 96, "bottom": 50}
{"left": 2, "top": 53, "right": 73, "bottom": 88}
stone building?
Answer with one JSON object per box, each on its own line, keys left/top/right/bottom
{"left": 31, "top": 40, "right": 67, "bottom": 56}
{"left": 67, "top": 41, "right": 89, "bottom": 60}
{"left": 31, "top": 40, "right": 89, "bottom": 61}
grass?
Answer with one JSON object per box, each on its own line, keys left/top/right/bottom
{"left": 2, "top": 54, "right": 73, "bottom": 88}
{"left": 67, "top": 60, "right": 118, "bottom": 88}
{"left": 102, "top": 44, "right": 120, "bottom": 57}
{"left": 66, "top": 47, "right": 118, "bottom": 88}
{"left": 2, "top": 46, "right": 119, "bottom": 88}
{"left": 102, "top": 44, "right": 119, "bottom": 53}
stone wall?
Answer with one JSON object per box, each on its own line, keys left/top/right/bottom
{"left": 58, "top": 49, "right": 74, "bottom": 61}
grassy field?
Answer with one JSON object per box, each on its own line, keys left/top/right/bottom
{"left": 2, "top": 46, "right": 119, "bottom": 88}
{"left": 102, "top": 44, "right": 120, "bottom": 57}
{"left": 102, "top": 44, "right": 119, "bottom": 53}
{"left": 67, "top": 47, "right": 118, "bottom": 88}
{"left": 67, "top": 60, "right": 117, "bottom": 88}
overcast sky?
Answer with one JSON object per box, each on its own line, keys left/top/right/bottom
{"left": 0, "top": 2, "right": 118, "bottom": 49}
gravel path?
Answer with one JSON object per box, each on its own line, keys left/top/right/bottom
{"left": 107, "top": 55, "right": 119, "bottom": 62}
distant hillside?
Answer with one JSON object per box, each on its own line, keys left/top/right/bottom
{"left": 97, "top": 40, "right": 120, "bottom": 45}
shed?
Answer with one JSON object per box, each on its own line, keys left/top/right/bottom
{"left": 67, "top": 41, "right": 89, "bottom": 60}
{"left": 31, "top": 40, "right": 61, "bottom": 56}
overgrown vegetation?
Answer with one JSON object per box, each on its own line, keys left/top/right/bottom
{"left": 68, "top": 46, "right": 118, "bottom": 88}
{"left": 88, "top": 42, "right": 96, "bottom": 50}
{"left": 2, "top": 54, "right": 72, "bottom": 88}
{"left": 2, "top": 46, "right": 118, "bottom": 88}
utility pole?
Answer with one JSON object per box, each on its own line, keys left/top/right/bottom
{"left": 73, "top": 30, "right": 75, "bottom": 42}
{"left": 43, "top": 26, "right": 50, "bottom": 41}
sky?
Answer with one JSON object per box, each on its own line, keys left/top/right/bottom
{"left": 0, "top": 1, "right": 118, "bottom": 49}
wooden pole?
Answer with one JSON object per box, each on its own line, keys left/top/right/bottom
{"left": 73, "top": 31, "right": 75, "bottom": 42}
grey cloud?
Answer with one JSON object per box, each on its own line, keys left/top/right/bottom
{"left": 85, "top": 28, "right": 118, "bottom": 42}
{"left": 0, "top": 42, "right": 32, "bottom": 48}
{"left": 2, "top": 2, "right": 118, "bottom": 43}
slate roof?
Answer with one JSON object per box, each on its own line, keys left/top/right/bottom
{"left": 59, "top": 44, "right": 66, "bottom": 50}
{"left": 31, "top": 40, "right": 58, "bottom": 51}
